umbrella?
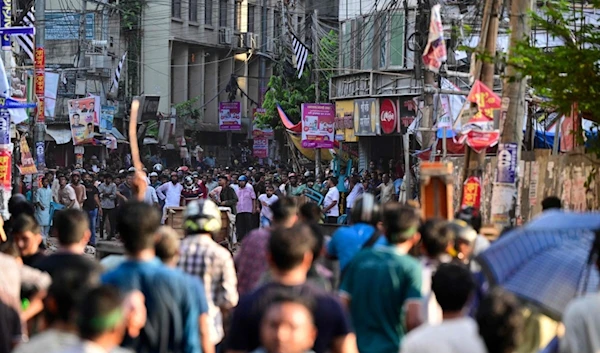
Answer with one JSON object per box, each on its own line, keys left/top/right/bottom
{"left": 475, "top": 210, "right": 600, "bottom": 320}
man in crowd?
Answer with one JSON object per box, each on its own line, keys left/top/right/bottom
{"left": 156, "top": 172, "right": 184, "bottom": 222}
{"left": 71, "top": 171, "right": 87, "bottom": 207}
{"left": 236, "top": 197, "right": 298, "bottom": 296}
{"left": 257, "top": 185, "right": 278, "bottom": 228}
{"left": 34, "top": 176, "right": 53, "bottom": 241}
{"left": 340, "top": 203, "right": 422, "bottom": 353}
{"left": 118, "top": 172, "right": 134, "bottom": 201}
{"left": 235, "top": 175, "right": 257, "bottom": 241}
{"left": 323, "top": 177, "right": 340, "bottom": 224}
{"left": 401, "top": 263, "right": 487, "bottom": 353}
{"left": 377, "top": 173, "right": 396, "bottom": 203}
{"left": 344, "top": 176, "right": 363, "bottom": 223}
{"left": 34, "top": 209, "right": 101, "bottom": 279}
{"left": 226, "top": 224, "right": 357, "bottom": 353}
{"left": 58, "top": 174, "right": 80, "bottom": 209}
{"left": 212, "top": 175, "right": 238, "bottom": 214}
{"left": 178, "top": 199, "right": 239, "bottom": 348}
{"left": 81, "top": 172, "right": 102, "bottom": 246}
{"left": 12, "top": 214, "right": 46, "bottom": 267}
{"left": 102, "top": 202, "right": 201, "bottom": 353}
{"left": 98, "top": 173, "right": 118, "bottom": 240}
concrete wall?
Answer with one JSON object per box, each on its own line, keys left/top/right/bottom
{"left": 447, "top": 151, "right": 600, "bottom": 225}
{"left": 142, "top": 0, "right": 171, "bottom": 112}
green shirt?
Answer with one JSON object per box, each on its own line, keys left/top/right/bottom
{"left": 340, "top": 246, "right": 422, "bottom": 353}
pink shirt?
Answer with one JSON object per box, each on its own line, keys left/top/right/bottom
{"left": 235, "top": 184, "right": 256, "bottom": 213}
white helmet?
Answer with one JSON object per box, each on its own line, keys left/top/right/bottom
{"left": 184, "top": 199, "right": 222, "bottom": 234}
{"left": 153, "top": 164, "right": 163, "bottom": 173}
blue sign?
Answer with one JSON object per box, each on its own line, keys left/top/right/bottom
{"left": 495, "top": 143, "right": 518, "bottom": 184}
{"left": 45, "top": 12, "right": 94, "bottom": 41}
{"left": 35, "top": 141, "right": 45, "bottom": 168}
{"left": 1, "top": 0, "right": 10, "bottom": 50}
{"left": 0, "top": 97, "right": 37, "bottom": 109}
{"left": 0, "top": 109, "right": 9, "bottom": 144}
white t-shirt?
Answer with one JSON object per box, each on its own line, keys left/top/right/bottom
{"left": 258, "top": 194, "right": 279, "bottom": 221}
{"left": 346, "top": 183, "right": 364, "bottom": 208}
{"left": 401, "top": 317, "right": 487, "bottom": 353}
{"left": 561, "top": 293, "right": 600, "bottom": 353}
{"left": 324, "top": 186, "right": 340, "bottom": 217}
{"left": 157, "top": 182, "right": 183, "bottom": 208}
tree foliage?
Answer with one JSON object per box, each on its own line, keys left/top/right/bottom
{"left": 511, "top": 0, "right": 600, "bottom": 123}
{"left": 255, "top": 30, "right": 339, "bottom": 129}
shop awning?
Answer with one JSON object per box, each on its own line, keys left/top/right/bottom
{"left": 9, "top": 108, "right": 28, "bottom": 124}
{"left": 143, "top": 137, "right": 159, "bottom": 145}
{"left": 109, "top": 127, "right": 127, "bottom": 142}
{"left": 46, "top": 127, "right": 72, "bottom": 145}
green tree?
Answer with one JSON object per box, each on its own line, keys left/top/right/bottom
{"left": 511, "top": 0, "right": 600, "bottom": 123}
{"left": 255, "top": 30, "right": 339, "bottom": 129}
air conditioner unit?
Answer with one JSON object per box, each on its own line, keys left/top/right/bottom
{"left": 88, "top": 55, "right": 112, "bottom": 70}
{"left": 219, "top": 27, "right": 233, "bottom": 45}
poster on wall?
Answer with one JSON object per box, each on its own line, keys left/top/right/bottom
{"left": 100, "top": 105, "right": 116, "bottom": 133}
{"left": 18, "top": 135, "right": 37, "bottom": 175}
{"left": 0, "top": 109, "right": 9, "bottom": 145}
{"left": 68, "top": 97, "right": 99, "bottom": 145}
{"left": 253, "top": 138, "right": 268, "bottom": 158}
{"left": 301, "top": 103, "right": 335, "bottom": 149}
{"left": 353, "top": 98, "right": 379, "bottom": 136}
{"left": 219, "top": 102, "right": 241, "bottom": 131}
{"left": 0, "top": 150, "right": 11, "bottom": 190}
{"left": 495, "top": 143, "right": 518, "bottom": 184}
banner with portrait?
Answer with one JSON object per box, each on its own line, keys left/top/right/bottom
{"left": 68, "top": 97, "right": 99, "bottom": 145}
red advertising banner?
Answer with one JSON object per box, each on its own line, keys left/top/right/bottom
{"left": 467, "top": 80, "right": 501, "bottom": 122}
{"left": 34, "top": 47, "right": 45, "bottom": 123}
{"left": 18, "top": 135, "right": 37, "bottom": 175}
{"left": 379, "top": 98, "right": 398, "bottom": 134}
{"left": 458, "top": 130, "right": 500, "bottom": 153}
{"left": 461, "top": 176, "right": 481, "bottom": 210}
{"left": 253, "top": 138, "right": 268, "bottom": 158}
{"left": 0, "top": 150, "right": 11, "bottom": 190}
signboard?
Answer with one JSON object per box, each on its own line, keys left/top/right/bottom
{"left": 44, "top": 72, "right": 60, "bottom": 118}
{"left": 34, "top": 47, "right": 45, "bottom": 123}
{"left": 19, "top": 135, "right": 37, "bottom": 175}
{"left": 100, "top": 105, "right": 116, "bottom": 132}
{"left": 0, "top": 150, "right": 10, "bottom": 190}
{"left": 1, "top": 0, "right": 10, "bottom": 50}
{"left": 45, "top": 12, "right": 94, "bottom": 40}
{"left": 219, "top": 102, "right": 241, "bottom": 131}
{"left": 399, "top": 97, "right": 417, "bottom": 133}
{"left": 35, "top": 141, "right": 45, "bottom": 169}
{"left": 335, "top": 100, "right": 355, "bottom": 142}
{"left": 467, "top": 80, "right": 501, "bottom": 123}
{"left": 461, "top": 176, "right": 481, "bottom": 210}
{"left": 353, "top": 98, "right": 379, "bottom": 136}
{"left": 252, "top": 108, "right": 274, "bottom": 139}
{"left": 301, "top": 103, "right": 335, "bottom": 149}
{"left": 68, "top": 97, "right": 99, "bottom": 145}
{"left": 379, "top": 98, "right": 398, "bottom": 134}
{"left": 495, "top": 143, "right": 518, "bottom": 184}
{"left": 458, "top": 129, "right": 500, "bottom": 153}
{"left": 0, "top": 109, "right": 9, "bottom": 145}
{"left": 253, "top": 138, "right": 268, "bottom": 158}
{"left": 140, "top": 95, "right": 160, "bottom": 122}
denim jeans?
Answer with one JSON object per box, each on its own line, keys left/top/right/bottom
{"left": 260, "top": 215, "right": 271, "bottom": 228}
{"left": 87, "top": 208, "right": 98, "bottom": 245}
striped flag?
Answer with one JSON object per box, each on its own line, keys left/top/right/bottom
{"left": 16, "top": 7, "right": 35, "bottom": 62}
{"left": 111, "top": 51, "right": 127, "bottom": 93}
{"left": 290, "top": 33, "right": 309, "bottom": 79}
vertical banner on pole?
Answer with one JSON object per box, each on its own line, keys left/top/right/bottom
{"left": 35, "top": 48, "right": 45, "bottom": 124}
{"left": 0, "top": 0, "right": 11, "bottom": 51}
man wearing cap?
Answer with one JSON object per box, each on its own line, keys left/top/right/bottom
{"left": 235, "top": 175, "right": 256, "bottom": 242}
{"left": 285, "top": 173, "right": 303, "bottom": 197}
{"left": 149, "top": 172, "right": 161, "bottom": 189}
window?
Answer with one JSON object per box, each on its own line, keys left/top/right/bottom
{"left": 189, "top": 0, "right": 198, "bottom": 22}
{"left": 248, "top": 4, "right": 255, "bottom": 32}
{"left": 379, "top": 12, "right": 405, "bottom": 68}
{"left": 362, "top": 16, "right": 373, "bottom": 69}
{"left": 219, "top": 0, "right": 228, "bottom": 27}
{"left": 172, "top": 0, "right": 181, "bottom": 18}
{"left": 274, "top": 10, "right": 281, "bottom": 37}
{"left": 234, "top": 0, "right": 242, "bottom": 31}
{"left": 379, "top": 14, "right": 387, "bottom": 68}
{"left": 342, "top": 21, "right": 351, "bottom": 70}
{"left": 205, "top": 0, "right": 213, "bottom": 24}
{"left": 297, "top": 15, "right": 302, "bottom": 33}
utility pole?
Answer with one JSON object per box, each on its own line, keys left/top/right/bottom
{"left": 78, "top": 0, "right": 87, "bottom": 68}
{"left": 33, "top": 0, "right": 46, "bottom": 195}
{"left": 420, "top": 0, "right": 435, "bottom": 150}
{"left": 462, "top": 0, "right": 502, "bottom": 185}
{"left": 259, "top": 0, "right": 267, "bottom": 105}
{"left": 312, "top": 9, "right": 321, "bottom": 178}
{"left": 490, "top": 0, "right": 531, "bottom": 228}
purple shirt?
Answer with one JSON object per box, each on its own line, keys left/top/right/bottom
{"left": 236, "top": 184, "right": 256, "bottom": 213}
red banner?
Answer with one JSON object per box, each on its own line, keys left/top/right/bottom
{"left": 458, "top": 130, "right": 500, "bottom": 153}
{"left": 461, "top": 176, "right": 481, "bottom": 210}
{"left": 34, "top": 48, "right": 45, "bottom": 123}
{"left": 467, "top": 80, "right": 501, "bottom": 122}
{"left": 0, "top": 150, "right": 11, "bottom": 190}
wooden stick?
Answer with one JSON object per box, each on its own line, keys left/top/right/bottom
{"left": 128, "top": 99, "right": 143, "bottom": 171}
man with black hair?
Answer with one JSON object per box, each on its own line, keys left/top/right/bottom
{"left": 323, "top": 177, "right": 340, "bottom": 224}
{"left": 98, "top": 174, "right": 118, "bottom": 240}
{"left": 418, "top": 219, "right": 453, "bottom": 325}
{"left": 340, "top": 203, "right": 422, "bottom": 353}
{"left": 541, "top": 196, "right": 562, "bottom": 211}
{"left": 12, "top": 214, "right": 46, "bottom": 267}
{"left": 102, "top": 201, "right": 201, "bottom": 353}
{"left": 477, "top": 289, "right": 523, "bottom": 353}
{"left": 401, "top": 263, "right": 486, "bottom": 353}
{"left": 67, "top": 285, "right": 128, "bottom": 353}
{"left": 227, "top": 224, "right": 357, "bottom": 353}
{"left": 34, "top": 209, "right": 101, "bottom": 279}
{"left": 236, "top": 197, "right": 298, "bottom": 296}
{"left": 13, "top": 267, "right": 99, "bottom": 353}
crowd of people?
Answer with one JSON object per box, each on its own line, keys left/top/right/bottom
{"left": 0, "top": 159, "right": 596, "bottom": 353}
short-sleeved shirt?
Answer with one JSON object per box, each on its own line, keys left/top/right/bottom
{"left": 101, "top": 258, "right": 201, "bottom": 353}
{"left": 34, "top": 253, "right": 101, "bottom": 281}
{"left": 378, "top": 182, "right": 396, "bottom": 203}
{"left": 236, "top": 184, "right": 256, "bottom": 214}
{"left": 257, "top": 194, "right": 278, "bottom": 221}
{"left": 58, "top": 185, "right": 79, "bottom": 209}
{"left": 118, "top": 183, "right": 133, "bottom": 200}
{"left": 226, "top": 282, "right": 352, "bottom": 353}
{"left": 82, "top": 184, "right": 99, "bottom": 211}
{"left": 340, "top": 246, "right": 422, "bottom": 353}
{"left": 324, "top": 187, "right": 340, "bottom": 217}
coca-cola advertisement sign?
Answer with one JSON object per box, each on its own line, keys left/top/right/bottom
{"left": 379, "top": 99, "right": 397, "bottom": 134}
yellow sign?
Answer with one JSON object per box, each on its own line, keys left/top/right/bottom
{"left": 335, "top": 100, "right": 357, "bottom": 143}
